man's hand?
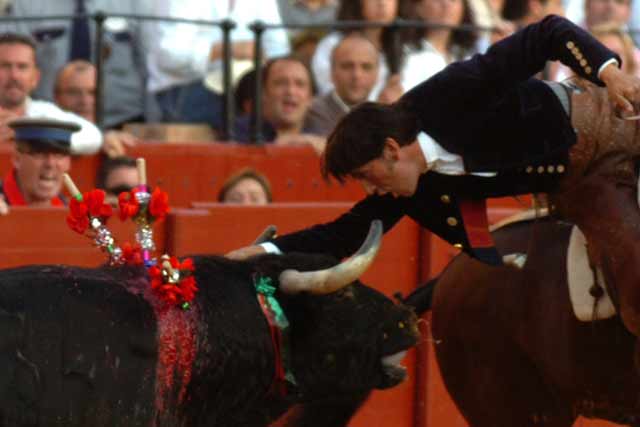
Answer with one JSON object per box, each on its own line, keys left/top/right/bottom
{"left": 226, "top": 244, "right": 267, "bottom": 260}
{"left": 599, "top": 63, "right": 640, "bottom": 116}
{"left": 102, "top": 130, "right": 139, "bottom": 158}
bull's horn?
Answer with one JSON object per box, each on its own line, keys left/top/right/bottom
{"left": 279, "top": 220, "right": 383, "bottom": 295}
{"left": 252, "top": 225, "right": 277, "bottom": 245}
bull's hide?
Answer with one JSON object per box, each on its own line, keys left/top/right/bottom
{"left": 0, "top": 254, "right": 418, "bottom": 427}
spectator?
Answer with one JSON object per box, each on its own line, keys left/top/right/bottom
{"left": 147, "top": 0, "right": 290, "bottom": 130}
{"left": 591, "top": 22, "right": 638, "bottom": 75}
{"left": 218, "top": 168, "right": 272, "bottom": 205}
{"left": 402, "top": 0, "right": 479, "bottom": 91}
{"left": 311, "top": 0, "right": 414, "bottom": 99}
{"left": 290, "top": 29, "right": 328, "bottom": 68}
{"left": 557, "top": 0, "right": 639, "bottom": 79}
{"left": 502, "top": 0, "right": 565, "bottom": 26}
{"left": 54, "top": 60, "right": 138, "bottom": 157}
{"left": 630, "top": 0, "right": 639, "bottom": 47}
{"left": 95, "top": 155, "right": 140, "bottom": 206}
{"left": 565, "top": 0, "right": 632, "bottom": 33}
{"left": 306, "top": 34, "right": 380, "bottom": 135}
{"left": 234, "top": 68, "right": 257, "bottom": 116}
{"left": 0, "top": 33, "right": 101, "bottom": 154}
{"left": 0, "top": 0, "right": 153, "bottom": 129}
{"left": 234, "top": 56, "right": 325, "bottom": 153}
{"left": 585, "top": 0, "right": 631, "bottom": 28}
{"left": 0, "top": 118, "right": 78, "bottom": 213}
{"left": 277, "top": 0, "right": 338, "bottom": 38}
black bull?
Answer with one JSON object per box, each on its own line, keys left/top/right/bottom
{"left": 0, "top": 253, "right": 419, "bottom": 427}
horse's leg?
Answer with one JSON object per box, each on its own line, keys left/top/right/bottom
{"left": 432, "top": 258, "right": 575, "bottom": 427}
{"left": 434, "top": 330, "right": 575, "bottom": 427}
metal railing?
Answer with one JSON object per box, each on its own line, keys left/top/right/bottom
{"left": 0, "top": 13, "right": 637, "bottom": 143}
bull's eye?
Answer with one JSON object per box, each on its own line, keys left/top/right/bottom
{"left": 383, "top": 332, "right": 388, "bottom": 340}
{"left": 398, "top": 321, "right": 405, "bottom": 329}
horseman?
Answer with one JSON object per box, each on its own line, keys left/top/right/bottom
{"left": 226, "top": 15, "right": 640, "bottom": 269}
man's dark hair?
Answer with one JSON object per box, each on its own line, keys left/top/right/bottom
{"left": 0, "top": 32, "right": 37, "bottom": 51}
{"left": 502, "top": 0, "right": 551, "bottom": 21}
{"left": 322, "top": 102, "right": 420, "bottom": 183}
{"left": 261, "top": 55, "right": 316, "bottom": 95}
{"left": 234, "top": 68, "right": 257, "bottom": 115}
{"left": 96, "top": 155, "right": 137, "bottom": 191}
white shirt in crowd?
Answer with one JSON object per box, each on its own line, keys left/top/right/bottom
{"left": 25, "top": 98, "right": 102, "bottom": 155}
{"left": 401, "top": 40, "right": 449, "bottom": 92}
{"left": 312, "top": 32, "right": 390, "bottom": 100}
{"left": 146, "top": 0, "right": 290, "bottom": 93}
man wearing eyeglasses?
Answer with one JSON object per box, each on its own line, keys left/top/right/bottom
{"left": 0, "top": 118, "right": 79, "bottom": 214}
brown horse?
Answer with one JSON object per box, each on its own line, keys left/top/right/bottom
{"left": 403, "top": 87, "right": 640, "bottom": 426}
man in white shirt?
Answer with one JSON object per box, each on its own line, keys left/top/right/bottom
{"left": 0, "top": 33, "right": 101, "bottom": 155}
{"left": 146, "top": 0, "right": 290, "bottom": 130}
{"left": 306, "top": 34, "right": 380, "bottom": 136}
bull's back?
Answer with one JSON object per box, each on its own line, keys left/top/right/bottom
{"left": 0, "top": 264, "right": 158, "bottom": 427}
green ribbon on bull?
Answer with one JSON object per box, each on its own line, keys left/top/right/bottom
{"left": 254, "top": 275, "right": 297, "bottom": 388}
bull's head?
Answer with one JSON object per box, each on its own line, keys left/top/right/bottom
{"left": 243, "top": 221, "right": 419, "bottom": 395}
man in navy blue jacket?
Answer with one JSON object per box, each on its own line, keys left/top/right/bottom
{"left": 226, "top": 15, "right": 640, "bottom": 266}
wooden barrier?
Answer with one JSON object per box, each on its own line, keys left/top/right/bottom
{"left": 0, "top": 204, "right": 423, "bottom": 427}
{"left": 0, "top": 207, "right": 165, "bottom": 268}
{"left": 166, "top": 203, "right": 422, "bottom": 427}
{"left": 0, "top": 143, "right": 365, "bottom": 207}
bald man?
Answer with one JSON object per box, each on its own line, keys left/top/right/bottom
{"left": 54, "top": 60, "right": 96, "bottom": 122}
{"left": 54, "top": 60, "right": 138, "bottom": 157}
{"left": 305, "top": 34, "right": 380, "bottom": 136}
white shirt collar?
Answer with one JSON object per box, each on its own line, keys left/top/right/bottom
{"left": 417, "top": 132, "right": 467, "bottom": 175}
{"left": 417, "top": 131, "right": 497, "bottom": 176}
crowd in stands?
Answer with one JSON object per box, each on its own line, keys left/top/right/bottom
{"left": 0, "top": 0, "right": 636, "bottom": 211}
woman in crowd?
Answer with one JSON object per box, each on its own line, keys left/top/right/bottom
{"left": 311, "top": 0, "right": 414, "bottom": 100}
{"left": 218, "top": 168, "right": 273, "bottom": 205}
{"left": 401, "top": 0, "right": 478, "bottom": 91}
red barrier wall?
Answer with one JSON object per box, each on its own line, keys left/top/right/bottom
{"left": 166, "top": 203, "right": 422, "bottom": 427}
{"left": 0, "top": 204, "right": 422, "bottom": 427}
{"left": 0, "top": 143, "right": 365, "bottom": 206}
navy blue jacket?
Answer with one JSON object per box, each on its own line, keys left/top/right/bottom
{"left": 270, "top": 15, "right": 620, "bottom": 265}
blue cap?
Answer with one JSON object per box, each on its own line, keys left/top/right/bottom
{"left": 9, "top": 118, "right": 80, "bottom": 153}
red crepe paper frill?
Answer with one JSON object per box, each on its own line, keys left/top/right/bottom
{"left": 148, "top": 257, "right": 198, "bottom": 307}
{"left": 118, "top": 189, "right": 141, "bottom": 221}
{"left": 118, "top": 187, "right": 170, "bottom": 222}
{"left": 121, "top": 242, "right": 144, "bottom": 266}
{"left": 66, "top": 189, "right": 113, "bottom": 234}
{"left": 149, "top": 187, "right": 170, "bottom": 221}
